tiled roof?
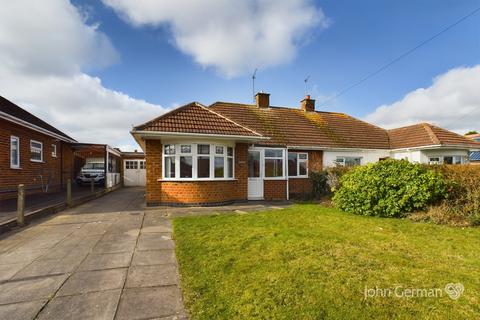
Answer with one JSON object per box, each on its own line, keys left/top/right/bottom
{"left": 209, "top": 102, "right": 391, "bottom": 149}
{"left": 388, "top": 123, "right": 480, "bottom": 149}
{"left": 0, "top": 95, "right": 76, "bottom": 141}
{"left": 134, "top": 102, "right": 262, "bottom": 137}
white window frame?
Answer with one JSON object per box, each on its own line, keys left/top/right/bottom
{"left": 30, "top": 140, "right": 43, "bottom": 163}
{"left": 288, "top": 152, "right": 308, "bottom": 178}
{"left": 10, "top": 136, "right": 20, "bottom": 169}
{"left": 428, "top": 155, "right": 467, "bottom": 165}
{"left": 335, "top": 156, "right": 362, "bottom": 167}
{"left": 162, "top": 143, "right": 235, "bottom": 181}
{"left": 263, "top": 148, "right": 286, "bottom": 180}
{"left": 51, "top": 144, "right": 57, "bottom": 158}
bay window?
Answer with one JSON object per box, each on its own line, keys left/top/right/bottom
{"left": 163, "top": 143, "right": 234, "bottom": 180}
{"left": 264, "top": 149, "right": 284, "bottom": 178}
{"left": 288, "top": 152, "right": 308, "bottom": 177}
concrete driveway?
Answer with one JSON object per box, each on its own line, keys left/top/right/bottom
{"left": 0, "top": 187, "right": 187, "bottom": 320}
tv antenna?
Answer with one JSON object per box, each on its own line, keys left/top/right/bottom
{"left": 252, "top": 68, "right": 258, "bottom": 103}
{"left": 304, "top": 75, "right": 310, "bottom": 96}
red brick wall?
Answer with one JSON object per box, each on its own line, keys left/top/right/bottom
{"left": 0, "top": 119, "right": 73, "bottom": 200}
{"left": 288, "top": 150, "right": 323, "bottom": 197}
{"left": 145, "top": 140, "right": 249, "bottom": 205}
{"left": 264, "top": 179, "right": 287, "bottom": 200}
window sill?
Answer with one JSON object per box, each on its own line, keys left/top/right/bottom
{"left": 264, "top": 177, "right": 287, "bottom": 181}
{"left": 288, "top": 176, "right": 309, "bottom": 179}
{"left": 158, "top": 178, "right": 237, "bottom": 182}
{"left": 10, "top": 166, "right": 21, "bottom": 170}
{"left": 30, "top": 160, "right": 44, "bottom": 163}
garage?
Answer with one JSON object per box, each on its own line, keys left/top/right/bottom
{"left": 122, "top": 151, "right": 146, "bottom": 186}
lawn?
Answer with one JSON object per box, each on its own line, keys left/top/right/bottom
{"left": 173, "top": 204, "right": 480, "bottom": 319}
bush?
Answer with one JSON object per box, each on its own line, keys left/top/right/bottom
{"left": 332, "top": 159, "right": 447, "bottom": 217}
{"left": 309, "top": 171, "right": 329, "bottom": 199}
{"left": 417, "top": 165, "right": 480, "bottom": 226}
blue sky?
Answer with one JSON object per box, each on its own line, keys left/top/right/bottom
{"left": 1, "top": 1, "right": 479, "bottom": 149}
{"left": 79, "top": 0, "right": 480, "bottom": 117}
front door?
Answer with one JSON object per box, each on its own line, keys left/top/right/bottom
{"left": 248, "top": 149, "right": 263, "bottom": 200}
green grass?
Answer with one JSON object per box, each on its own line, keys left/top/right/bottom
{"left": 173, "top": 205, "right": 480, "bottom": 319}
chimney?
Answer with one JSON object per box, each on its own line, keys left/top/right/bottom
{"left": 301, "top": 95, "right": 315, "bottom": 112}
{"left": 255, "top": 92, "right": 270, "bottom": 108}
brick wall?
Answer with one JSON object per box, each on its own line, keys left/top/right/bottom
{"left": 288, "top": 150, "right": 323, "bottom": 197}
{"left": 264, "top": 179, "right": 287, "bottom": 200}
{"left": 145, "top": 140, "right": 249, "bottom": 206}
{"left": 0, "top": 119, "right": 73, "bottom": 200}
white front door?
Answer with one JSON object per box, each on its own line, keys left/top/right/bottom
{"left": 124, "top": 160, "right": 146, "bottom": 186}
{"left": 248, "top": 149, "right": 263, "bottom": 200}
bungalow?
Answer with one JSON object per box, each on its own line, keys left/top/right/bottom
{"left": 131, "top": 93, "right": 480, "bottom": 206}
{"left": 0, "top": 95, "right": 122, "bottom": 200}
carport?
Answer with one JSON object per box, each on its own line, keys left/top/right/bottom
{"left": 71, "top": 143, "right": 122, "bottom": 189}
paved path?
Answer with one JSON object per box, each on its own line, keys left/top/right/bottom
{"left": 0, "top": 187, "right": 187, "bottom": 320}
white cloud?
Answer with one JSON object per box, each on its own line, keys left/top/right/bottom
{"left": 0, "top": 0, "right": 166, "bottom": 150}
{"left": 365, "top": 65, "right": 480, "bottom": 134}
{"left": 102, "top": 0, "right": 329, "bottom": 77}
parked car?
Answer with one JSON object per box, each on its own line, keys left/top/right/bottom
{"left": 76, "top": 162, "right": 105, "bottom": 186}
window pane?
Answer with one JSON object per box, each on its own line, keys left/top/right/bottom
{"left": 265, "top": 149, "right": 282, "bottom": 158}
{"left": 215, "top": 146, "right": 224, "bottom": 155}
{"left": 11, "top": 137, "right": 19, "bottom": 167}
{"left": 197, "top": 156, "right": 210, "bottom": 178}
{"left": 214, "top": 157, "right": 224, "bottom": 178}
{"left": 248, "top": 151, "right": 260, "bottom": 178}
{"left": 180, "top": 156, "right": 193, "bottom": 178}
{"left": 299, "top": 153, "right": 307, "bottom": 160}
{"left": 443, "top": 156, "right": 453, "bottom": 165}
{"left": 288, "top": 153, "right": 297, "bottom": 176}
{"left": 299, "top": 161, "right": 307, "bottom": 176}
{"left": 453, "top": 156, "right": 462, "bottom": 165}
{"left": 181, "top": 145, "right": 191, "bottom": 153}
{"left": 197, "top": 144, "right": 210, "bottom": 154}
{"left": 164, "top": 145, "right": 175, "bottom": 155}
{"left": 30, "top": 141, "right": 42, "bottom": 161}
{"left": 133, "top": 161, "right": 138, "bottom": 169}
{"left": 227, "top": 157, "right": 233, "bottom": 178}
{"left": 265, "top": 159, "right": 283, "bottom": 177}
{"left": 164, "top": 157, "right": 175, "bottom": 178}
{"left": 344, "top": 157, "right": 361, "bottom": 167}
{"left": 227, "top": 147, "right": 233, "bottom": 156}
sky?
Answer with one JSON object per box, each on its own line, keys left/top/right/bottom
{"left": 1, "top": 0, "right": 479, "bottom": 150}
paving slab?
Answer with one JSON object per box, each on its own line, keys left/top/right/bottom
{"left": 126, "top": 264, "right": 178, "bottom": 288}
{"left": 131, "top": 250, "right": 176, "bottom": 266}
{"left": 137, "top": 233, "right": 175, "bottom": 251}
{"left": 115, "top": 286, "right": 185, "bottom": 320}
{"left": 57, "top": 268, "right": 127, "bottom": 296}
{"left": 93, "top": 239, "right": 137, "bottom": 254}
{"left": 0, "top": 300, "right": 47, "bottom": 320}
{"left": 0, "top": 248, "right": 48, "bottom": 265}
{"left": 0, "top": 274, "right": 68, "bottom": 305}
{"left": 12, "top": 259, "right": 61, "bottom": 279}
{"left": 0, "top": 262, "right": 30, "bottom": 281}
{"left": 79, "top": 252, "right": 132, "bottom": 271}
{"left": 37, "top": 289, "right": 122, "bottom": 320}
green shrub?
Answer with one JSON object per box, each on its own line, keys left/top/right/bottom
{"left": 332, "top": 159, "right": 447, "bottom": 217}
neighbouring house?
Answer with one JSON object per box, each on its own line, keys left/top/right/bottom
{"left": 120, "top": 150, "right": 146, "bottom": 187}
{"left": 131, "top": 92, "right": 480, "bottom": 206}
{"left": 0, "top": 95, "right": 121, "bottom": 200}
{"left": 465, "top": 133, "right": 480, "bottom": 164}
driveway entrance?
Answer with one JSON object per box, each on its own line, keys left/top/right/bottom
{"left": 0, "top": 187, "right": 186, "bottom": 320}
